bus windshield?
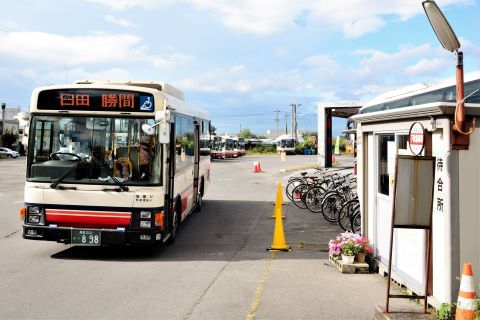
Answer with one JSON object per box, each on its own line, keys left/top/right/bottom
{"left": 225, "top": 139, "right": 234, "bottom": 150}
{"left": 281, "top": 139, "right": 294, "bottom": 148}
{"left": 27, "top": 115, "right": 162, "bottom": 186}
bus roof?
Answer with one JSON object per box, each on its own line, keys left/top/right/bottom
{"left": 74, "top": 80, "right": 185, "bottom": 101}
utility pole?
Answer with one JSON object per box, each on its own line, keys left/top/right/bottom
{"left": 285, "top": 113, "right": 289, "bottom": 134}
{"left": 239, "top": 123, "right": 242, "bottom": 134}
{"left": 274, "top": 109, "right": 280, "bottom": 138}
{"left": 290, "top": 103, "right": 301, "bottom": 143}
{"left": 290, "top": 104, "right": 294, "bottom": 140}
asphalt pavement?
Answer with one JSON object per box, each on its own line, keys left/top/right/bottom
{"left": 0, "top": 155, "right": 421, "bottom": 320}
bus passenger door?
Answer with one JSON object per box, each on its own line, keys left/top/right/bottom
{"left": 193, "top": 121, "right": 200, "bottom": 205}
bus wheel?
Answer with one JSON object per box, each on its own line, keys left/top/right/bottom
{"left": 195, "top": 193, "right": 203, "bottom": 212}
{"left": 166, "top": 200, "right": 181, "bottom": 245}
{"left": 196, "top": 179, "right": 204, "bottom": 212}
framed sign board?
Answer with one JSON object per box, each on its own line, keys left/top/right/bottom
{"left": 386, "top": 155, "right": 435, "bottom": 314}
{"left": 393, "top": 156, "right": 436, "bottom": 227}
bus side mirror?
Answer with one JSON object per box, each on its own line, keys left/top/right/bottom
{"left": 159, "top": 122, "right": 169, "bottom": 144}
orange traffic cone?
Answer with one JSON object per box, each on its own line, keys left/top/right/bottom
{"left": 271, "top": 182, "right": 285, "bottom": 219}
{"left": 267, "top": 205, "right": 291, "bottom": 252}
{"left": 456, "top": 263, "right": 478, "bottom": 320}
{"left": 252, "top": 161, "right": 259, "bottom": 173}
{"left": 257, "top": 161, "right": 262, "bottom": 172}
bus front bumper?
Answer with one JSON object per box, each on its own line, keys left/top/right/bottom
{"left": 22, "top": 225, "right": 164, "bottom": 245}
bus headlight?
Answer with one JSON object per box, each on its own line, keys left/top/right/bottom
{"left": 27, "top": 206, "right": 44, "bottom": 225}
{"left": 28, "top": 215, "right": 41, "bottom": 224}
{"left": 140, "top": 221, "right": 151, "bottom": 228}
{"left": 29, "top": 206, "right": 42, "bottom": 214}
{"left": 140, "top": 211, "right": 152, "bottom": 219}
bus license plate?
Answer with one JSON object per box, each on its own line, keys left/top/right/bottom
{"left": 71, "top": 229, "right": 101, "bottom": 246}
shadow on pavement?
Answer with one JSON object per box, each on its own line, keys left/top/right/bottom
{"left": 50, "top": 199, "right": 343, "bottom": 262}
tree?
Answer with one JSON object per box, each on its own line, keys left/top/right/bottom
{"left": 209, "top": 124, "right": 217, "bottom": 135}
{"left": 301, "top": 131, "right": 317, "bottom": 140}
{"left": 2, "top": 130, "right": 18, "bottom": 149}
{"left": 239, "top": 128, "right": 258, "bottom": 139}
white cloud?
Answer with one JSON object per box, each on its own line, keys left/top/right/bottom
{"left": 84, "top": 0, "right": 471, "bottom": 37}
{"left": 0, "top": 20, "right": 20, "bottom": 31}
{"left": 0, "top": 31, "right": 144, "bottom": 64}
{"left": 85, "top": 0, "right": 174, "bottom": 10}
{"left": 405, "top": 58, "right": 448, "bottom": 76}
{"left": 104, "top": 14, "right": 138, "bottom": 28}
{"left": 150, "top": 53, "right": 195, "bottom": 69}
{"left": 342, "top": 17, "right": 385, "bottom": 38}
{"left": 0, "top": 28, "right": 200, "bottom": 73}
{"left": 47, "top": 67, "right": 131, "bottom": 83}
{"left": 12, "top": 67, "right": 131, "bottom": 86}
{"left": 302, "top": 54, "right": 338, "bottom": 68}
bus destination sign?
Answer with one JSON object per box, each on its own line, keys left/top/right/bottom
{"left": 37, "top": 89, "right": 155, "bottom": 112}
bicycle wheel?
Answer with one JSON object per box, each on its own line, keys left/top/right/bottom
{"left": 350, "top": 204, "right": 361, "bottom": 232}
{"left": 292, "top": 184, "right": 309, "bottom": 209}
{"left": 338, "top": 199, "right": 359, "bottom": 231}
{"left": 305, "top": 186, "right": 327, "bottom": 213}
{"left": 286, "top": 179, "right": 303, "bottom": 201}
{"left": 321, "top": 192, "right": 343, "bottom": 223}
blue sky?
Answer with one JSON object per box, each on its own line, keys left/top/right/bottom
{"left": 0, "top": 0, "right": 479, "bottom": 136}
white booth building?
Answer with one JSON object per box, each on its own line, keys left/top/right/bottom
{"left": 352, "top": 73, "right": 480, "bottom": 307}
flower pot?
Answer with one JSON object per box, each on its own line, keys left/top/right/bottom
{"left": 342, "top": 254, "right": 354, "bottom": 264}
{"left": 355, "top": 252, "right": 366, "bottom": 263}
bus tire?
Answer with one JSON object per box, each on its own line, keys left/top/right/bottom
{"left": 195, "top": 193, "right": 203, "bottom": 212}
{"left": 166, "top": 198, "right": 181, "bottom": 245}
{"left": 195, "top": 178, "right": 204, "bottom": 212}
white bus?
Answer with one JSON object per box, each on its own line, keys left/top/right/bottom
{"left": 210, "top": 136, "right": 235, "bottom": 159}
{"left": 237, "top": 137, "right": 246, "bottom": 156}
{"left": 210, "top": 135, "right": 225, "bottom": 159}
{"left": 200, "top": 132, "right": 211, "bottom": 156}
{"left": 276, "top": 137, "right": 295, "bottom": 154}
{"left": 21, "top": 80, "right": 210, "bottom": 246}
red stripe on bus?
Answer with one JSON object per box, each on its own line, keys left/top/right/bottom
{"left": 45, "top": 209, "right": 131, "bottom": 227}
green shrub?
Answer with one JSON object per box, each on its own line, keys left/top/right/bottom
{"left": 250, "top": 145, "right": 276, "bottom": 154}
{"left": 435, "top": 303, "right": 456, "bottom": 320}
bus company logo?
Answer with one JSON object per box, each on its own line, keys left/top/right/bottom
{"left": 139, "top": 96, "right": 154, "bottom": 111}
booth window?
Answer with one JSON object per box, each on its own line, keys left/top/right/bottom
{"left": 378, "top": 134, "right": 394, "bottom": 195}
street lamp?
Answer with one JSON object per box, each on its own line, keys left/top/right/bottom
{"left": 422, "top": 0, "right": 460, "bottom": 52}
{"left": 422, "top": 0, "right": 473, "bottom": 147}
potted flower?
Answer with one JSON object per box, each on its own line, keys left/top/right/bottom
{"left": 340, "top": 241, "right": 358, "bottom": 264}
{"left": 354, "top": 236, "right": 373, "bottom": 263}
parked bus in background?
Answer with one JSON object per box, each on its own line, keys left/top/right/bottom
{"left": 276, "top": 136, "right": 295, "bottom": 154}
{"left": 210, "top": 135, "right": 226, "bottom": 159}
{"left": 237, "top": 137, "right": 246, "bottom": 156}
{"left": 200, "top": 131, "right": 211, "bottom": 156}
{"left": 232, "top": 137, "right": 239, "bottom": 158}
{"left": 21, "top": 80, "right": 210, "bottom": 246}
{"left": 223, "top": 136, "right": 235, "bottom": 158}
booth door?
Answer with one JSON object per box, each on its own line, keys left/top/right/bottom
{"left": 374, "top": 132, "right": 411, "bottom": 265}
{"left": 375, "top": 134, "right": 395, "bottom": 265}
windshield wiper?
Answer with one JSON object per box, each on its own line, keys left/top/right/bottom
{"left": 50, "top": 157, "right": 89, "bottom": 189}
{"left": 90, "top": 156, "right": 129, "bottom": 192}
